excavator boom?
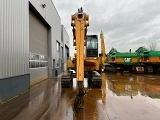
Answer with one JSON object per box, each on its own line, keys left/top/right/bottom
{"left": 100, "top": 32, "right": 107, "bottom": 70}
{"left": 71, "top": 8, "right": 89, "bottom": 81}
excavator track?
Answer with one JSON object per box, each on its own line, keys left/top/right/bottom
{"left": 92, "top": 71, "right": 102, "bottom": 87}
{"left": 87, "top": 71, "right": 102, "bottom": 87}
{"left": 61, "top": 71, "right": 73, "bottom": 87}
{"left": 61, "top": 71, "right": 102, "bottom": 88}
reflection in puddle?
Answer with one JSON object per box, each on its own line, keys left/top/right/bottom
{"left": 102, "top": 72, "right": 107, "bottom": 103}
{"left": 107, "top": 74, "right": 160, "bottom": 100}
{"left": 108, "top": 76, "right": 138, "bottom": 98}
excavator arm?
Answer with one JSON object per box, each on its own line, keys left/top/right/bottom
{"left": 100, "top": 31, "right": 107, "bottom": 71}
{"left": 71, "top": 7, "right": 89, "bottom": 82}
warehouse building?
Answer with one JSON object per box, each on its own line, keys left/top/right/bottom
{"left": 61, "top": 25, "right": 70, "bottom": 72}
{"left": 0, "top": 0, "right": 70, "bottom": 102}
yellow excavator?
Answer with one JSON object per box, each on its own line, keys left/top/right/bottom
{"left": 61, "top": 8, "right": 106, "bottom": 111}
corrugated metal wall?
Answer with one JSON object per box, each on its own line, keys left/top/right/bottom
{"left": 0, "top": 0, "right": 29, "bottom": 79}
{"left": 0, "top": 0, "right": 70, "bottom": 78}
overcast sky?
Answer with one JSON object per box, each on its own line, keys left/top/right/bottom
{"left": 53, "top": 0, "right": 160, "bottom": 56}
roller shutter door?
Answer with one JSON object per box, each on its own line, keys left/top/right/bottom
{"left": 29, "top": 11, "right": 48, "bottom": 85}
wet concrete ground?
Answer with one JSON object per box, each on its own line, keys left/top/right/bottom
{"left": 1, "top": 74, "right": 160, "bottom": 120}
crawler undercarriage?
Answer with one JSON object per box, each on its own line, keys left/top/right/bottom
{"left": 61, "top": 71, "right": 102, "bottom": 88}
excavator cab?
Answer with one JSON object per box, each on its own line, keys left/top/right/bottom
{"left": 86, "top": 35, "right": 98, "bottom": 57}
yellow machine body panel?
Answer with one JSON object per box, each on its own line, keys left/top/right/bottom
{"left": 67, "top": 58, "right": 75, "bottom": 69}
{"left": 67, "top": 57, "right": 100, "bottom": 72}
{"left": 84, "top": 59, "right": 99, "bottom": 71}
{"left": 84, "top": 57, "right": 100, "bottom": 71}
